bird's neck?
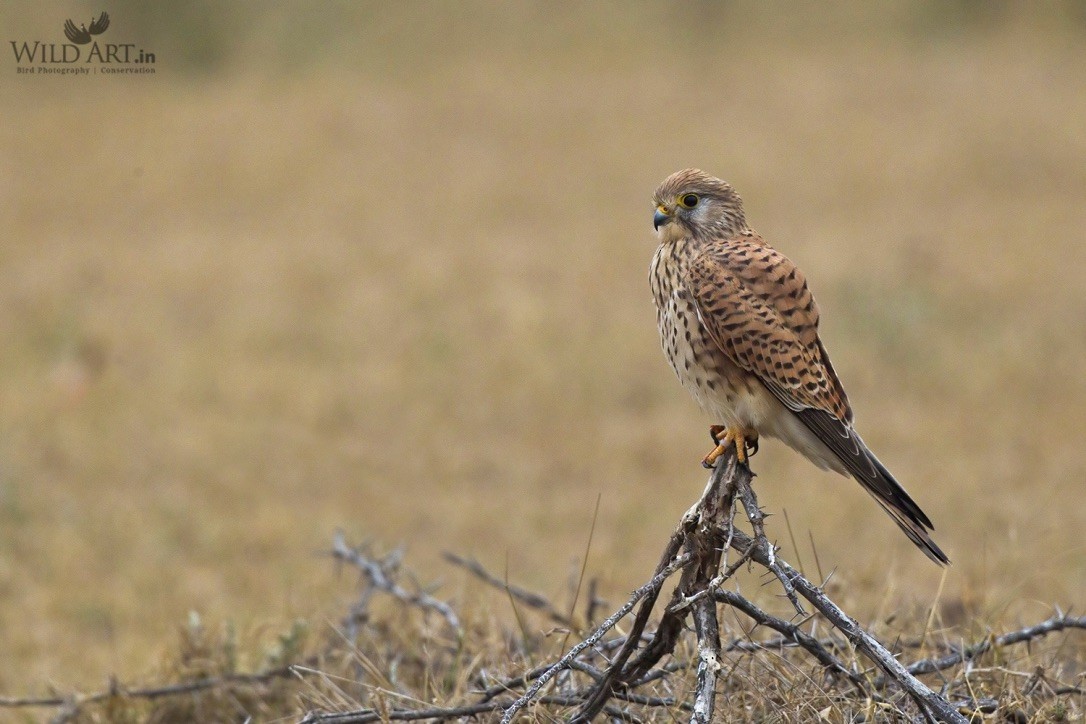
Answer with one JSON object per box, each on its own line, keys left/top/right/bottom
{"left": 654, "top": 233, "right": 702, "bottom": 275}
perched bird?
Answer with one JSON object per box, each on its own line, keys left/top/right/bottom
{"left": 649, "top": 168, "right": 948, "bottom": 564}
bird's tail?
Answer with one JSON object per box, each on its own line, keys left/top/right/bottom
{"left": 860, "top": 449, "right": 949, "bottom": 565}
{"left": 794, "top": 408, "right": 949, "bottom": 565}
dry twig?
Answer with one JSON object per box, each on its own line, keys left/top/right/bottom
{"left": 903, "top": 612, "right": 1086, "bottom": 678}
{"left": 0, "top": 664, "right": 309, "bottom": 712}
{"left": 332, "top": 531, "right": 461, "bottom": 634}
{"left": 498, "top": 550, "right": 694, "bottom": 723}
{"left": 443, "top": 551, "right": 577, "bottom": 629}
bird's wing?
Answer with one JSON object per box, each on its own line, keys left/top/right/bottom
{"left": 64, "top": 19, "right": 89, "bottom": 44}
{"left": 684, "top": 239, "right": 849, "bottom": 420}
{"left": 685, "top": 240, "right": 947, "bottom": 564}
{"left": 89, "top": 12, "right": 109, "bottom": 35}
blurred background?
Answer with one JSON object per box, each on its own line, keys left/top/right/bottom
{"left": 1, "top": 0, "right": 1084, "bottom": 694}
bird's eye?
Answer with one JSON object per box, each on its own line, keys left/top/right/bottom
{"left": 679, "top": 193, "right": 699, "bottom": 209}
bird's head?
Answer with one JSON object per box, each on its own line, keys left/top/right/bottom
{"left": 652, "top": 169, "right": 747, "bottom": 242}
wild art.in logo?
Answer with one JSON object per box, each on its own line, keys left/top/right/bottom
{"left": 11, "top": 10, "right": 156, "bottom": 76}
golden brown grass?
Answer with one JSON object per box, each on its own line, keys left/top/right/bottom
{"left": 0, "top": 1, "right": 1083, "bottom": 716}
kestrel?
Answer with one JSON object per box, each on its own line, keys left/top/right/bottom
{"left": 650, "top": 169, "right": 948, "bottom": 564}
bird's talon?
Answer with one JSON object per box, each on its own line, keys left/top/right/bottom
{"left": 702, "top": 425, "right": 757, "bottom": 467}
{"left": 701, "top": 443, "right": 727, "bottom": 469}
{"left": 708, "top": 425, "right": 726, "bottom": 445}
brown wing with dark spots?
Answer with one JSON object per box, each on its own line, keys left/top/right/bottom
{"left": 684, "top": 235, "right": 851, "bottom": 422}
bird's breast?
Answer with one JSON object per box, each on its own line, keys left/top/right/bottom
{"left": 651, "top": 243, "right": 764, "bottom": 427}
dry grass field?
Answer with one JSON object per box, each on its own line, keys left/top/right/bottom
{"left": 1, "top": 1, "right": 1084, "bottom": 717}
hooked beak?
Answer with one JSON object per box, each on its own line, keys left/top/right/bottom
{"left": 653, "top": 206, "right": 672, "bottom": 231}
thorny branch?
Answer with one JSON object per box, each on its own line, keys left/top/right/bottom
{"left": 332, "top": 531, "right": 461, "bottom": 634}
{"left": 443, "top": 551, "right": 577, "bottom": 628}
{"left": 557, "top": 448, "right": 967, "bottom": 724}
{"left": 0, "top": 664, "right": 311, "bottom": 712}
{"left": 499, "top": 549, "right": 694, "bottom": 724}
{"left": 902, "top": 612, "right": 1086, "bottom": 679}
{"left": 711, "top": 588, "right": 871, "bottom": 695}
{"left": 723, "top": 528, "right": 966, "bottom": 722}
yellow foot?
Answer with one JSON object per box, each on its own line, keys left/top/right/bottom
{"left": 702, "top": 425, "right": 759, "bottom": 468}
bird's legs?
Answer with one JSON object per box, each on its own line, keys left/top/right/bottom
{"left": 702, "top": 424, "right": 759, "bottom": 468}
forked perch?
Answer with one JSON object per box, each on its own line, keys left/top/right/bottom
{"left": 507, "top": 446, "right": 967, "bottom": 724}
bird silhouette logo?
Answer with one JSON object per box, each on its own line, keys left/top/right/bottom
{"left": 63, "top": 12, "right": 110, "bottom": 45}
